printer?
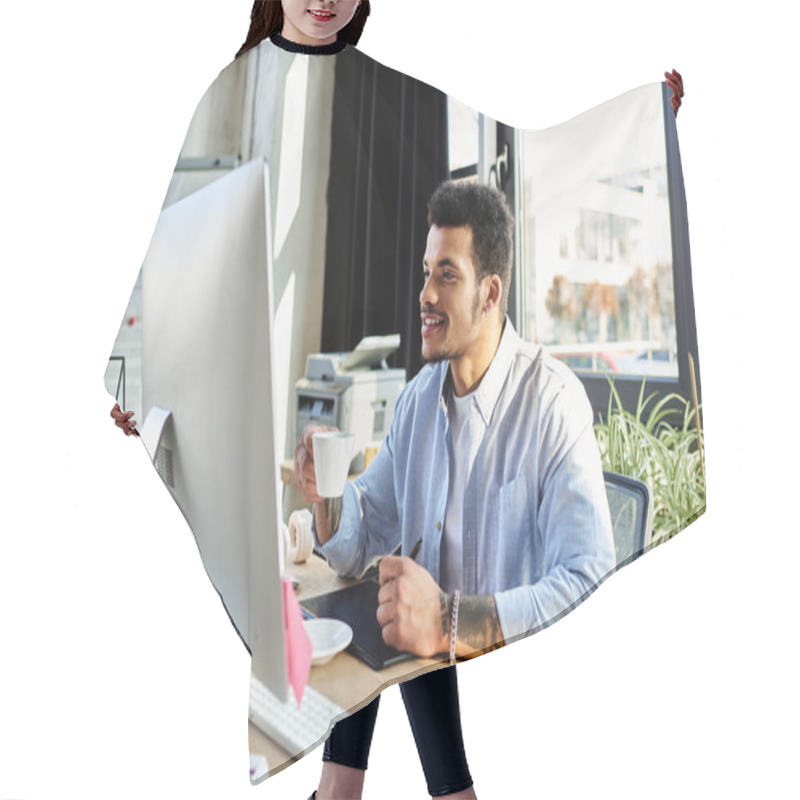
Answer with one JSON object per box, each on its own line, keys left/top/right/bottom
{"left": 295, "top": 335, "right": 406, "bottom": 473}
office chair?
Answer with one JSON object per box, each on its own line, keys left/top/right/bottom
{"left": 604, "top": 471, "right": 654, "bottom": 569}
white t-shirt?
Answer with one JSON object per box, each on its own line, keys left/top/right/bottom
{"left": 441, "top": 385, "right": 483, "bottom": 593}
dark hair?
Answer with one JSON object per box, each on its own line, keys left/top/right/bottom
{"left": 236, "top": 1, "right": 371, "bottom": 58}
{"left": 427, "top": 181, "right": 514, "bottom": 314}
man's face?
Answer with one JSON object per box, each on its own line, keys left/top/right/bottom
{"left": 420, "top": 225, "right": 485, "bottom": 364}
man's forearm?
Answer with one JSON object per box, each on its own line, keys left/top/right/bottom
{"left": 313, "top": 496, "right": 343, "bottom": 545}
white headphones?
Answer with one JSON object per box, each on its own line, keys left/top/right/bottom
{"left": 282, "top": 508, "right": 314, "bottom": 564}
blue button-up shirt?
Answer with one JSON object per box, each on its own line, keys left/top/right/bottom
{"left": 316, "top": 319, "right": 615, "bottom": 643}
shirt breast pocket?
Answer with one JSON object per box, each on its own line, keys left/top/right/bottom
{"left": 490, "top": 472, "right": 537, "bottom": 582}
{"left": 496, "top": 473, "right": 533, "bottom": 531}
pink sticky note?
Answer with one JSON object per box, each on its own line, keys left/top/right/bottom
{"left": 283, "top": 577, "right": 312, "bottom": 705}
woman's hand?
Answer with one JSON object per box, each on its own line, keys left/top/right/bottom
{"left": 110, "top": 403, "right": 139, "bottom": 436}
{"left": 665, "top": 69, "right": 684, "bottom": 116}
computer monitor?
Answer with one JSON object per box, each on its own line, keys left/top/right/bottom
{"left": 140, "top": 158, "right": 288, "bottom": 700}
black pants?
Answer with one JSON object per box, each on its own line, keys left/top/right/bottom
{"left": 323, "top": 665, "right": 472, "bottom": 797}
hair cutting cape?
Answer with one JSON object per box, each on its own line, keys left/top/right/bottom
{"left": 106, "top": 35, "right": 703, "bottom": 782}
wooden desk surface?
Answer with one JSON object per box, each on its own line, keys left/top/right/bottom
{"left": 248, "top": 553, "right": 445, "bottom": 773}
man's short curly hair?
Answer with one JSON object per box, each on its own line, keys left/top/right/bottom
{"left": 427, "top": 181, "right": 514, "bottom": 314}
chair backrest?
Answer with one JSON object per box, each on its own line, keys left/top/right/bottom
{"left": 604, "top": 471, "right": 654, "bottom": 568}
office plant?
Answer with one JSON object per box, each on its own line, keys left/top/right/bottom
{"left": 594, "top": 376, "right": 705, "bottom": 542}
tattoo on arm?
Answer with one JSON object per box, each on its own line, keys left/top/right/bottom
{"left": 455, "top": 594, "right": 505, "bottom": 658}
{"left": 323, "top": 497, "right": 343, "bottom": 536}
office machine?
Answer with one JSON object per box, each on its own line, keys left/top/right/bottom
{"left": 295, "top": 336, "right": 406, "bottom": 472}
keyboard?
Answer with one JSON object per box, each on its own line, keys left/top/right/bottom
{"left": 249, "top": 674, "right": 346, "bottom": 756}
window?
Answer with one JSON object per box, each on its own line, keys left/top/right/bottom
{"left": 445, "top": 83, "right": 700, "bottom": 413}
{"left": 519, "top": 84, "right": 679, "bottom": 381}
{"left": 447, "top": 96, "right": 479, "bottom": 180}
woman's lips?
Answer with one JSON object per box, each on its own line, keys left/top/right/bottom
{"left": 307, "top": 9, "right": 335, "bottom": 22}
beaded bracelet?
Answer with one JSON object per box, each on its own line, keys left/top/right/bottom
{"left": 449, "top": 589, "right": 460, "bottom": 664}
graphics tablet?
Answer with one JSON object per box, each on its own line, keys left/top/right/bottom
{"left": 301, "top": 581, "right": 414, "bottom": 671}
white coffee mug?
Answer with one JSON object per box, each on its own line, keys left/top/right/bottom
{"left": 313, "top": 431, "right": 355, "bottom": 498}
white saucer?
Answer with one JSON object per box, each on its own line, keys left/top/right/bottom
{"left": 304, "top": 618, "right": 353, "bottom": 666}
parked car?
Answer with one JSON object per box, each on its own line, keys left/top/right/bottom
{"left": 615, "top": 349, "right": 677, "bottom": 378}
{"left": 552, "top": 352, "right": 619, "bottom": 374}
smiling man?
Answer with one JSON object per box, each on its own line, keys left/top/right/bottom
{"left": 298, "top": 179, "right": 615, "bottom": 660}
{"left": 297, "top": 180, "right": 616, "bottom": 800}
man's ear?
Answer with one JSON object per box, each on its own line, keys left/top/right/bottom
{"left": 484, "top": 274, "right": 503, "bottom": 314}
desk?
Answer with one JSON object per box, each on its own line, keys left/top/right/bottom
{"left": 248, "top": 553, "right": 445, "bottom": 772}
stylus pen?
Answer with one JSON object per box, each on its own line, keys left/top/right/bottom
{"left": 389, "top": 536, "right": 422, "bottom": 560}
{"left": 364, "top": 537, "right": 424, "bottom": 582}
